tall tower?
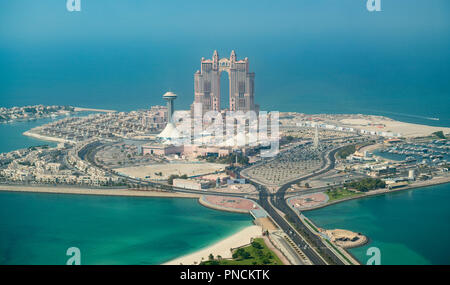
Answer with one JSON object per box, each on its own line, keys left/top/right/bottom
{"left": 163, "top": 91, "right": 177, "bottom": 123}
{"left": 158, "top": 91, "right": 180, "bottom": 140}
{"left": 313, "top": 125, "right": 319, "bottom": 149}
{"left": 192, "top": 50, "right": 258, "bottom": 114}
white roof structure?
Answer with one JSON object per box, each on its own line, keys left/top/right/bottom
{"left": 157, "top": 122, "right": 180, "bottom": 140}
{"left": 163, "top": 91, "right": 177, "bottom": 100}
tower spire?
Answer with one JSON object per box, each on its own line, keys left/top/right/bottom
{"left": 230, "top": 50, "right": 236, "bottom": 62}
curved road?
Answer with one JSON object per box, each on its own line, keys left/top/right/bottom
{"left": 244, "top": 146, "right": 348, "bottom": 265}
{"left": 79, "top": 140, "right": 351, "bottom": 264}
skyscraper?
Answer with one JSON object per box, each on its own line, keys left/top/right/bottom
{"left": 192, "top": 50, "right": 258, "bottom": 114}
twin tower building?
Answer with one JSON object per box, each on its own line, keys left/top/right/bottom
{"left": 159, "top": 51, "right": 259, "bottom": 140}
{"left": 192, "top": 50, "right": 259, "bottom": 114}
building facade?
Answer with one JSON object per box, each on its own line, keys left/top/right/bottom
{"left": 192, "top": 50, "right": 258, "bottom": 113}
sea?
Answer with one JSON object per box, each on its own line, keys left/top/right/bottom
{"left": 0, "top": 116, "right": 255, "bottom": 265}
{"left": 304, "top": 184, "right": 450, "bottom": 265}
{"left": 0, "top": 0, "right": 449, "bottom": 264}
{"left": 0, "top": 191, "right": 252, "bottom": 265}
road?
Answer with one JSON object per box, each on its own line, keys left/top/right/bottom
{"left": 78, "top": 141, "right": 258, "bottom": 199}
{"left": 244, "top": 146, "right": 348, "bottom": 265}
{"left": 78, "top": 140, "right": 352, "bottom": 264}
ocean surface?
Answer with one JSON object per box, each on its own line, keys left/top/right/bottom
{"left": 0, "top": 0, "right": 449, "bottom": 127}
{"left": 304, "top": 183, "right": 450, "bottom": 265}
{"left": 0, "top": 118, "right": 57, "bottom": 153}
{"left": 0, "top": 112, "right": 93, "bottom": 153}
{"left": 0, "top": 191, "right": 252, "bottom": 265}
{"left": 0, "top": 118, "right": 254, "bottom": 265}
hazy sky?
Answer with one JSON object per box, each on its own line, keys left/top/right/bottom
{"left": 1, "top": 0, "right": 449, "bottom": 46}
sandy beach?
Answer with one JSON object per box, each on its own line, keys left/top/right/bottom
{"left": 163, "top": 225, "right": 263, "bottom": 265}
{"left": 0, "top": 184, "right": 263, "bottom": 265}
{"left": 74, "top": 107, "right": 116, "bottom": 113}
{"left": 339, "top": 117, "right": 450, "bottom": 138}
{"left": 0, "top": 185, "right": 200, "bottom": 199}
{"left": 23, "top": 130, "right": 71, "bottom": 144}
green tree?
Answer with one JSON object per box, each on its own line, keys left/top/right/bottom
{"left": 251, "top": 241, "right": 263, "bottom": 249}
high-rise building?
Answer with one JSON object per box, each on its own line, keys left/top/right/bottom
{"left": 313, "top": 125, "right": 320, "bottom": 149}
{"left": 192, "top": 50, "right": 258, "bottom": 114}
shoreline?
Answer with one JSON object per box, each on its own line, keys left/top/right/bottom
{"left": 23, "top": 130, "right": 72, "bottom": 144}
{"left": 0, "top": 185, "right": 201, "bottom": 199}
{"left": 301, "top": 176, "right": 450, "bottom": 212}
{"left": 1, "top": 177, "right": 449, "bottom": 266}
{"left": 0, "top": 184, "right": 262, "bottom": 265}
{"left": 4, "top": 109, "right": 449, "bottom": 265}
{"left": 163, "top": 225, "right": 263, "bottom": 265}
{"left": 300, "top": 178, "right": 450, "bottom": 264}
{"left": 74, "top": 107, "right": 116, "bottom": 113}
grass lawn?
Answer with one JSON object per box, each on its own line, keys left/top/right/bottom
{"left": 200, "top": 238, "right": 283, "bottom": 265}
{"left": 325, "top": 188, "right": 363, "bottom": 203}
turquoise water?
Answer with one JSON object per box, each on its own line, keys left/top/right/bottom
{"left": 0, "top": 112, "right": 93, "bottom": 153}
{"left": 0, "top": 118, "right": 254, "bottom": 265}
{"left": 0, "top": 118, "right": 57, "bottom": 153}
{"left": 304, "top": 184, "right": 450, "bottom": 265}
{"left": 0, "top": 191, "right": 252, "bottom": 265}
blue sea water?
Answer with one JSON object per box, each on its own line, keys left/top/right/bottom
{"left": 0, "top": 112, "right": 93, "bottom": 153}
{"left": 0, "top": 191, "right": 252, "bottom": 265}
{"left": 305, "top": 184, "right": 450, "bottom": 265}
{"left": 0, "top": 118, "right": 57, "bottom": 153}
{"left": 0, "top": 118, "right": 254, "bottom": 265}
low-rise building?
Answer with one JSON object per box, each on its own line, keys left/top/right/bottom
{"left": 173, "top": 178, "right": 212, "bottom": 190}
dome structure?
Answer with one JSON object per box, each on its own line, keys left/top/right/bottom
{"left": 163, "top": 91, "right": 177, "bottom": 100}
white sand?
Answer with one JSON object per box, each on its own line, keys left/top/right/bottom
{"left": 23, "top": 131, "right": 71, "bottom": 144}
{"left": 339, "top": 118, "right": 450, "bottom": 138}
{"left": 74, "top": 107, "right": 116, "bottom": 113}
{"left": 163, "top": 225, "right": 262, "bottom": 265}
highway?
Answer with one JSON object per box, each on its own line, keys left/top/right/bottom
{"left": 244, "top": 146, "right": 347, "bottom": 265}
{"left": 78, "top": 140, "right": 351, "bottom": 265}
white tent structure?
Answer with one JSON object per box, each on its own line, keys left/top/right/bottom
{"left": 157, "top": 122, "right": 181, "bottom": 140}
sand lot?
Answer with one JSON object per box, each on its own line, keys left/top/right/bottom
{"left": 116, "top": 162, "right": 227, "bottom": 180}
{"left": 339, "top": 117, "right": 450, "bottom": 138}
